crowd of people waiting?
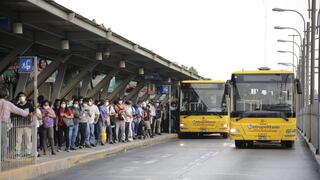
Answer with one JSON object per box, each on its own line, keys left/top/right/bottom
{"left": 0, "top": 86, "right": 175, "bottom": 158}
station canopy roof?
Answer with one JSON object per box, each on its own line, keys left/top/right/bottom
{"left": 0, "top": 0, "right": 203, "bottom": 82}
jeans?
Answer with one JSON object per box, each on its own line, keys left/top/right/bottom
{"left": 69, "top": 124, "right": 79, "bottom": 148}
{"left": 42, "top": 127, "right": 55, "bottom": 153}
{"left": 1, "top": 121, "right": 9, "bottom": 161}
{"left": 96, "top": 120, "right": 103, "bottom": 144}
{"left": 58, "top": 125, "right": 70, "bottom": 149}
{"left": 86, "top": 123, "right": 95, "bottom": 145}
{"left": 106, "top": 125, "right": 113, "bottom": 143}
{"left": 15, "top": 127, "right": 32, "bottom": 154}
{"left": 115, "top": 120, "right": 125, "bottom": 141}
{"left": 125, "top": 122, "right": 131, "bottom": 141}
{"left": 79, "top": 122, "right": 87, "bottom": 146}
{"left": 134, "top": 120, "right": 140, "bottom": 137}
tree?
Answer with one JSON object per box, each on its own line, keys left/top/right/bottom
{"left": 188, "top": 66, "right": 198, "bottom": 75}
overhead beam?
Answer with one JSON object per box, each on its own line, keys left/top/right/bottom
{"left": 125, "top": 80, "right": 147, "bottom": 101}
{"left": 59, "top": 63, "right": 97, "bottom": 99}
{"left": 79, "top": 72, "right": 92, "bottom": 97}
{"left": 140, "top": 93, "right": 150, "bottom": 102}
{"left": 51, "top": 63, "right": 68, "bottom": 100}
{"left": 107, "top": 75, "right": 136, "bottom": 101}
{"left": 25, "top": 54, "right": 71, "bottom": 96}
{"left": 0, "top": 41, "right": 33, "bottom": 75}
{"left": 87, "top": 69, "right": 119, "bottom": 98}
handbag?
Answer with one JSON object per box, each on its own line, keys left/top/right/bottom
{"left": 101, "top": 125, "right": 107, "bottom": 144}
{"left": 63, "top": 117, "right": 74, "bottom": 127}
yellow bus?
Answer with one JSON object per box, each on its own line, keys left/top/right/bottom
{"left": 178, "top": 80, "right": 229, "bottom": 138}
{"left": 227, "top": 69, "right": 302, "bottom": 148}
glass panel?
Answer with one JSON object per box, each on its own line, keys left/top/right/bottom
{"left": 232, "top": 74, "right": 294, "bottom": 114}
{"left": 180, "top": 83, "right": 226, "bottom": 114}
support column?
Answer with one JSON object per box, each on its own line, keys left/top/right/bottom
{"left": 125, "top": 80, "right": 147, "bottom": 101}
{"left": 14, "top": 74, "right": 30, "bottom": 97}
{"left": 25, "top": 55, "right": 71, "bottom": 96}
{"left": 107, "top": 75, "right": 136, "bottom": 101}
{"left": 0, "top": 42, "right": 33, "bottom": 75}
{"left": 152, "top": 94, "right": 161, "bottom": 101}
{"left": 79, "top": 72, "right": 92, "bottom": 97}
{"left": 59, "top": 63, "right": 97, "bottom": 99}
{"left": 87, "top": 69, "right": 119, "bottom": 98}
{"left": 140, "top": 93, "right": 150, "bottom": 102}
{"left": 51, "top": 64, "right": 68, "bottom": 101}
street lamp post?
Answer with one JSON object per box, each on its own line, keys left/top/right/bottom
{"left": 277, "top": 62, "right": 297, "bottom": 72}
{"left": 277, "top": 50, "right": 299, "bottom": 73}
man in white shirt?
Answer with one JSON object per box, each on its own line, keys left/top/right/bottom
{"left": 86, "top": 98, "right": 100, "bottom": 147}
{"left": 148, "top": 101, "right": 156, "bottom": 136}
{"left": 124, "top": 101, "right": 134, "bottom": 142}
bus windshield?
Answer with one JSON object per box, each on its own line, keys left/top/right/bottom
{"left": 180, "top": 83, "right": 226, "bottom": 115}
{"left": 232, "top": 74, "right": 294, "bottom": 116}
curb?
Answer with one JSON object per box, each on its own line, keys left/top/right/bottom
{"left": 298, "top": 130, "right": 320, "bottom": 168}
{"left": 0, "top": 134, "right": 177, "bottom": 180}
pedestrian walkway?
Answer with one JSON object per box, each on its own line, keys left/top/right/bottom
{"left": 0, "top": 134, "right": 177, "bottom": 180}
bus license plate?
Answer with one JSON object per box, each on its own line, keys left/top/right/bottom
{"left": 258, "top": 136, "right": 267, "bottom": 140}
{"left": 200, "top": 128, "right": 207, "bottom": 132}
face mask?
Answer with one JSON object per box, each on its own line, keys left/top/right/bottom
{"left": 105, "top": 102, "right": 109, "bottom": 106}
{"left": 44, "top": 105, "right": 49, "bottom": 109}
{"left": 73, "top": 104, "right": 79, "bottom": 108}
{"left": 118, "top": 101, "right": 123, "bottom": 104}
{"left": 61, "top": 104, "right": 66, "bottom": 108}
{"left": 19, "top": 96, "right": 26, "bottom": 103}
{"left": 88, "top": 101, "right": 93, "bottom": 106}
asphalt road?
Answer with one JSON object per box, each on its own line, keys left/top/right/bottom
{"left": 36, "top": 135, "right": 320, "bottom": 180}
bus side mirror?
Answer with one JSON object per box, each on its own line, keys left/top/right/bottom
{"left": 295, "top": 79, "right": 302, "bottom": 94}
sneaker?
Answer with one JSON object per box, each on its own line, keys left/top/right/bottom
{"left": 91, "top": 144, "right": 96, "bottom": 147}
{"left": 79, "top": 146, "right": 83, "bottom": 149}
{"left": 85, "top": 144, "right": 92, "bottom": 148}
{"left": 51, "top": 151, "right": 56, "bottom": 155}
{"left": 70, "top": 147, "right": 77, "bottom": 151}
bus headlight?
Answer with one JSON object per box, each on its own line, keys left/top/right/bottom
{"left": 230, "top": 128, "right": 240, "bottom": 133}
{"left": 221, "top": 124, "right": 228, "bottom": 128}
{"left": 180, "top": 124, "right": 186, "bottom": 127}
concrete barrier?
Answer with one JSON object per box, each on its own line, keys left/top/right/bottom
{"left": 0, "top": 134, "right": 177, "bottom": 180}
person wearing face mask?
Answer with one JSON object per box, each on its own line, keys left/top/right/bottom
{"left": 98, "top": 99, "right": 109, "bottom": 145}
{"left": 114, "top": 98, "right": 126, "bottom": 143}
{"left": 40, "top": 100, "right": 56, "bottom": 155}
{"left": 86, "top": 98, "right": 100, "bottom": 147}
{"left": 70, "top": 99, "right": 81, "bottom": 150}
{"left": 14, "top": 92, "right": 34, "bottom": 157}
{"left": 0, "top": 87, "right": 29, "bottom": 160}
{"left": 57, "top": 100, "right": 74, "bottom": 152}
{"left": 52, "top": 99, "right": 61, "bottom": 147}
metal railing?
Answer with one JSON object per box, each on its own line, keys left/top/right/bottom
{"left": 297, "top": 102, "right": 320, "bottom": 154}
{"left": 0, "top": 116, "right": 37, "bottom": 171}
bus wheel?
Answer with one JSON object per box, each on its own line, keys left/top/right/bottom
{"left": 282, "top": 141, "right": 294, "bottom": 148}
{"left": 235, "top": 140, "right": 245, "bottom": 149}
{"left": 222, "top": 133, "right": 228, "bottom": 139}
{"left": 178, "top": 133, "right": 185, "bottom": 139}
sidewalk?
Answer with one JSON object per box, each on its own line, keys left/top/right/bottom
{"left": 0, "top": 134, "right": 177, "bottom": 180}
{"left": 298, "top": 130, "right": 320, "bottom": 168}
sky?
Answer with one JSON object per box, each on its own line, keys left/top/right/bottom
{"left": 55, "top": 0, "right": 308, "bottom": 80}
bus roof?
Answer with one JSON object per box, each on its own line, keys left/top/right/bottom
{"left": 232, "top": 70, "right": 294, "bottom": 75}
{"left": 181, "top": 80, "right": 225, "bottom": 84}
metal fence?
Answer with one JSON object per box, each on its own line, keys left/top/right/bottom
{"left": 0, "top": 115, "right": 37, "bottom": 171}
{"left": 297, "top": 102, "right": 320, "bottom": 154}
